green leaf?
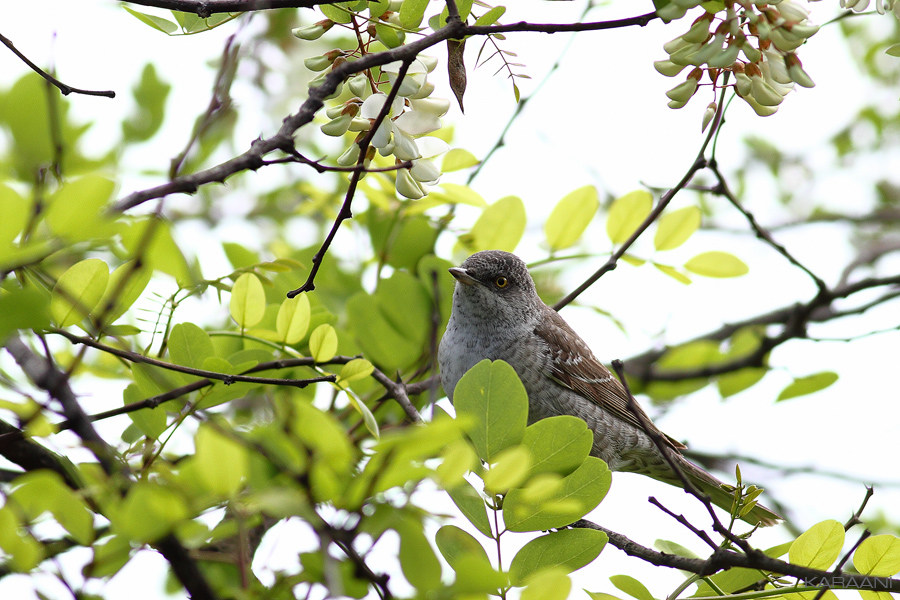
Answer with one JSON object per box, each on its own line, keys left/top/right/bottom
{"left": 483, "top": 445, "right": 532, "bottom": 493}
{"left": 100, "top": 261, "right": 151, "bottom": 326}
{"left": 338, "top": 359, "right": 374, "bottom": 384}
{"left": 606, "top": 190, "right": 652, "bottom": 244}
{"left": 654, "top": 206, "right": 701, "bottom": 251}
{"left": 320, "top": 3, "right": 353, "bottom": 23}
{"left": 168, "top": 322, "right": 214, "bottom": 370}
{"left": 886, "top": 43, "right": 900, "bottom": 57}
{"left": 46, "top": 175, "right": 116, "bottom": 241}
{"left": 435, "top": 524, "right": 492, "bottom": 571}
{"left": 10, "top": 471, "right": 94, "bottom": 545}
{"left": 230, "top": 273, "right": 266, "bottom": 328}
{"left": 522, "top": 415, "right": 592, "bottom": 477}
{"left": 654, "top": 539, "right": 700, "bottom": 559}
{"left": 652, "top": 262, "right": 691, "bottom": 285}
{"left": 718, "top": 368, "right": 767, "bottom": 398}
{"left": 112, "top": 481, "right": 189, "bottom": 543}
{"left": 684, "top": 251, "right": 749, "bottom": 278}
{"left": 0, "top": 287, "right": 51, "bottom": 339}
{"left": 122, "top": 64, "right": 171, "bottom": 142}
{"left": 347, "top": 292, "right": 421, "bottom": 371}
{"left": 454, "top": 359, "right": 528, "bottom": 462}
{"left": 123, "top": 6, "right": 179, "bottom": 34}
{"left": 0, "top": 183, "right": 28, "bottom": 246}
{"left": 442, "top": 148, "right": 480, "bottom": 172}
{"left": 396, "top": 517, "right": 442, "bottom": 591}
{"left": 51, "top": 258, "right": 110, "bottom": 327}
{"left": 544, "top": 185, "right": 600, "bottom": 251}
{"left": 119, "top": 217, "right": 194, "bottom": 286}
{"left": 223, "top": 242, "right": 260, "bottom": 269}
{"left": 586, "top": 593, "right": 625, "bottom": 600}
{"left": 276, "top": 293, "right": 311, "bottom": 345}
{"left": 610, "top": 575, "right": 655, "bottom": 600}
{"left": 399, "top": 0, "right": 428, "bottom": 29}
{"left": 124, "top": 383, "right": 166, "bottom": 439}
{"left": 474, "top": 5, "right": 506, "bottom": 26}
{"left": 344, "top": 390, "right": 380, "bottom": 438}
{"left": 854, "top": 534, "right": 900, "bottom": 576}
{"left": 195, "top": 424, "right": 249, "bottom": 497}
{"left": 777, "top": 372, "right": 838, "bottom": 401}
{"left": 432, "top": 183, "right": 487, "bottom": 207}
{"left": 509, "top": 528, "right": 608, "bottom": 585}
{"left": 466, "top": 196, "right": 527, "bottom": 252}
{"left": 789, "top": 519, "right": 844, "bottom": 570}
{"left": 447, "top": 479, "right": 493, "bottom": 538}
{"left": 521, "top": 568, "right": 571, "bottom": 600}
{"left": 0, "top": 506, "right": 43, "bottom": 571}
{"left": 504, "top": 456, "right": 611, "bottom": 532}
{"left": 309, "top": 323, "right": 338, "bottom": 362}
{"left": 84, "top": 535, "right": 132, "bottom": 579}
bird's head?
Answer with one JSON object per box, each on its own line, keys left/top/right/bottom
{"left": 448, "top": 250, "right": 541, "bottom": 325}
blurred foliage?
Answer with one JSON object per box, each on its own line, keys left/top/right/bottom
{"left": 0, "top": 2, "right": 899, "bottom": 599}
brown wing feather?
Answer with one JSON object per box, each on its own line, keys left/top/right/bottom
{"left": 535, "top": 307, "right": 687, "bottom": 451}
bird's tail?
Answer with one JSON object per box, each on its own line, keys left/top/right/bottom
{"left": 668, "top": 457, "right": 782, "bottom": 527}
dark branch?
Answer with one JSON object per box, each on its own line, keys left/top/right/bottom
{"left": 0, "top": 32, "right": 115, "bottom": 98}
{"left": 121, "top": 0, "right": 346, "bottom": 15}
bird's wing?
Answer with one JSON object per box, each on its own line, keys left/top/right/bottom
{"left": 534, "top": 307, "right": 687, "bottom": 451}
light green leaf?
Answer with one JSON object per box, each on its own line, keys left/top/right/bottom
{"left": 195, "top": 424, "right": 248, "bottom": 497}
{"left": 432, "top": 183, "right": 486, "bottom": 207}
{"left": 654, "top": 539, "right": 700, "bottom": 559}
{"left": 466, "top": 196, "right": 527, "bottom": 252}
{"left": 606, "top": 190, "right": 652, "bottom": 244}
{"left": 504, "top": 457, "right": 611, "bottom": 532}
{"left": 789, "top": 519, "right": 844, "bottom": 570}
{"left": 124, "top": 383, "right": 166, "bottom": 439}
{"left": 168, "top": 322, "right": 214, "bottom": 370}
{"left": 399, "top": 0, "right": 429, "bottom": 29}
{"left": 585, "top": 593, "right": 625, "bottom": 600}
{"left": 653, "top": 262, "right": 692, "bottom": 285}
{"left": 454, "top": 359, "right": 528, "bottom": 462}
{"left": 309, "top": 323, "right": 338, "bottom": 362}
{"left": 276, "top": 293, "right": 311, "bottom": 344}
{"left": 521, "top": 568, "right": 571, "bottom": 600}
{"left": 854, "top": 534, "right": 900, "bottom": 576}
{"left": 112, "top": 482, "right": 189, "bottom": 543}
{"left": 123, "top": 6, "right": 179, "bottom": 34}
{"left": 544, "top": 185, "right": 600, "bottom": 250}
{"left": 621, "top": 254, "right": 646, "bottom": 267}
{"left": 435, "top": 439, "right": 478, "bottom": 489}
{"left": 0, "top": 183, "right": 28, "bottom": 246}
{"left": 483, "top": 445, "right": 532, "bottom": 493}
{"left": 320, "top": 3, "right": 353, "bottom": 23}
{"left": 522, "top": 415, "right": 593, "bottom": 477}
{"left": 684, "top": 251, "right": 749, "bottom": 278}
{"left": 230, "top": 273, "right": 266, "bottom": 328}
{"left": 777, "top": 372, "right": 838, "bottom": 401}
{"left": 338, "top": 359, "right": 374, "bottom": 384}
{"left": 397, "top": 517, "right": 442, "bottom": 592}
{"left": 447, "top": 478, "right": 493, "bottom": 538}
{"left": 51, "top": 258, "right": 110, "bottom": 327}
{"left": 435, "top": 524, "right": 492, "bottom": 571}
{"left": 886, "top": 43, "right": 900, "bottom": 57}
{"left": 610, "top": 575, "right": 655, "bottom": 600}
{"left": 344, "top": 391, "right": 379, "bottom": 438}
{"left": 474, "top": 5, "right": 506, "bottom": 26}
{"left": 46, "top": 175, "right": 116, "bottom": 241}
{"left": 654, "top": 206, "right": 701, "bottom": 251}
{"left": 718, "top": 368, "right": 767, "bottom": 398}
{"left": 509, "top": 528, "right": 608, "bottom": 585}
{"left": 0, "top": 506, "right": 43, "bottom": 571}
{"left": 100, "top": 261, "right": 151, "bottom": 326}
{"left": 442, "top": 148, "right": 480, "bottom": 172}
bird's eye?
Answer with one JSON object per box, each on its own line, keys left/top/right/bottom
{"left": 495, "top": 276, "right": 508, "bottom": 288}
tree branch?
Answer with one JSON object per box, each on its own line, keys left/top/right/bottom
{"left": 121, "top": 0, "right": 347, "bottom": 15}
{"left": 0, "top": 32, "right": 115, "bottom": 98}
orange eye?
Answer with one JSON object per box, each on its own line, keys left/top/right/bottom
{"left": 495, "top": 276, "right": 508, "bottom": 288}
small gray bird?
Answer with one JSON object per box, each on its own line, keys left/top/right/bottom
{"left": 438, "top": 250, "right": 780, "bottom": 527}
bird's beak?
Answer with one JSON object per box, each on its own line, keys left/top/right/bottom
{"left": 448, "top": 267, "right": 479, "bottom": 286}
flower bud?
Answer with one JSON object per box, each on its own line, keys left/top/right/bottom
{"left": 410, "top": 97, "right": 451, "bottom": 116}
{"left": 750, "top": 74, "right": 785, "bottom": 106}
{"left": 348, "top": 117, "right": 371, "bottom": 131}
{"left": 785, "top": 54, "right": 815, "bottom": 87}
{"left": 656, "top": 2, "right": 687, "bottom": 23}
{"left": 409, "top": 80, "right": 435, "bottom": 100}
{"left": 292, "top": 19, "right": 334, "bottom": 41}
{"left": 348, "top": 73, "right": 369, "bottom": 97}
{"left": 707, "top": 42, "right": 740, "bottom": 68}
{"left": 742, "top": 94, "right": 779, "bottom": 116}
{"left": 702, "top": 102, "right": 717, "bottom": 132}
{"left": 396, "top": 168, "right": 426, "bottom": 199}
{"left": 417, "top": 55, "right": 439, "bottom": 72}
{"left": 337, "top": 142, "right": 361, "bottom": 166}
{"left": 666, "top": 77, "right": 699, "bottom": 103}
{"left": 411, "top": 158, "right": 441, "bottom": 183}
{"left": 654, "top": 60, "right": 687, "bottom": 77}
{"left": 321, "top": 114, "right": 353, "bottom": 137}
{"left": 683, "top": 16, "right": 713, "bottom": 43}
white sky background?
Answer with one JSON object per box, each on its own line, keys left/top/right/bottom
{"left": 1, "top": 0, "right": 900, "bottom": 599}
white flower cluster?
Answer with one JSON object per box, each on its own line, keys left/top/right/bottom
{"left": 841, "top": 0, "right": 900, "bottom": 16}
{"left": 316, "top": 58, "right": 450, "bottom": 199}
{"left": 655, "top": 1, "right": 818, "bottom": 119}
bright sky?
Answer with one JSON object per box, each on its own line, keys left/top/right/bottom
{"left": 2, "top": 1, "right": 899, "bottom": 599}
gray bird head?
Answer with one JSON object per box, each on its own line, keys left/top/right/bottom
{"left": 448, "top": 250, "right": 542, "bottom": 327}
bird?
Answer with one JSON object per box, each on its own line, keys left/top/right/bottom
{"left": 438, "top": 250, "right": 780, "bottom": 527}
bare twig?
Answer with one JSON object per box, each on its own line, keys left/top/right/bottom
{"left": 0, "top": 32, "right": 115, "bottom": 98}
